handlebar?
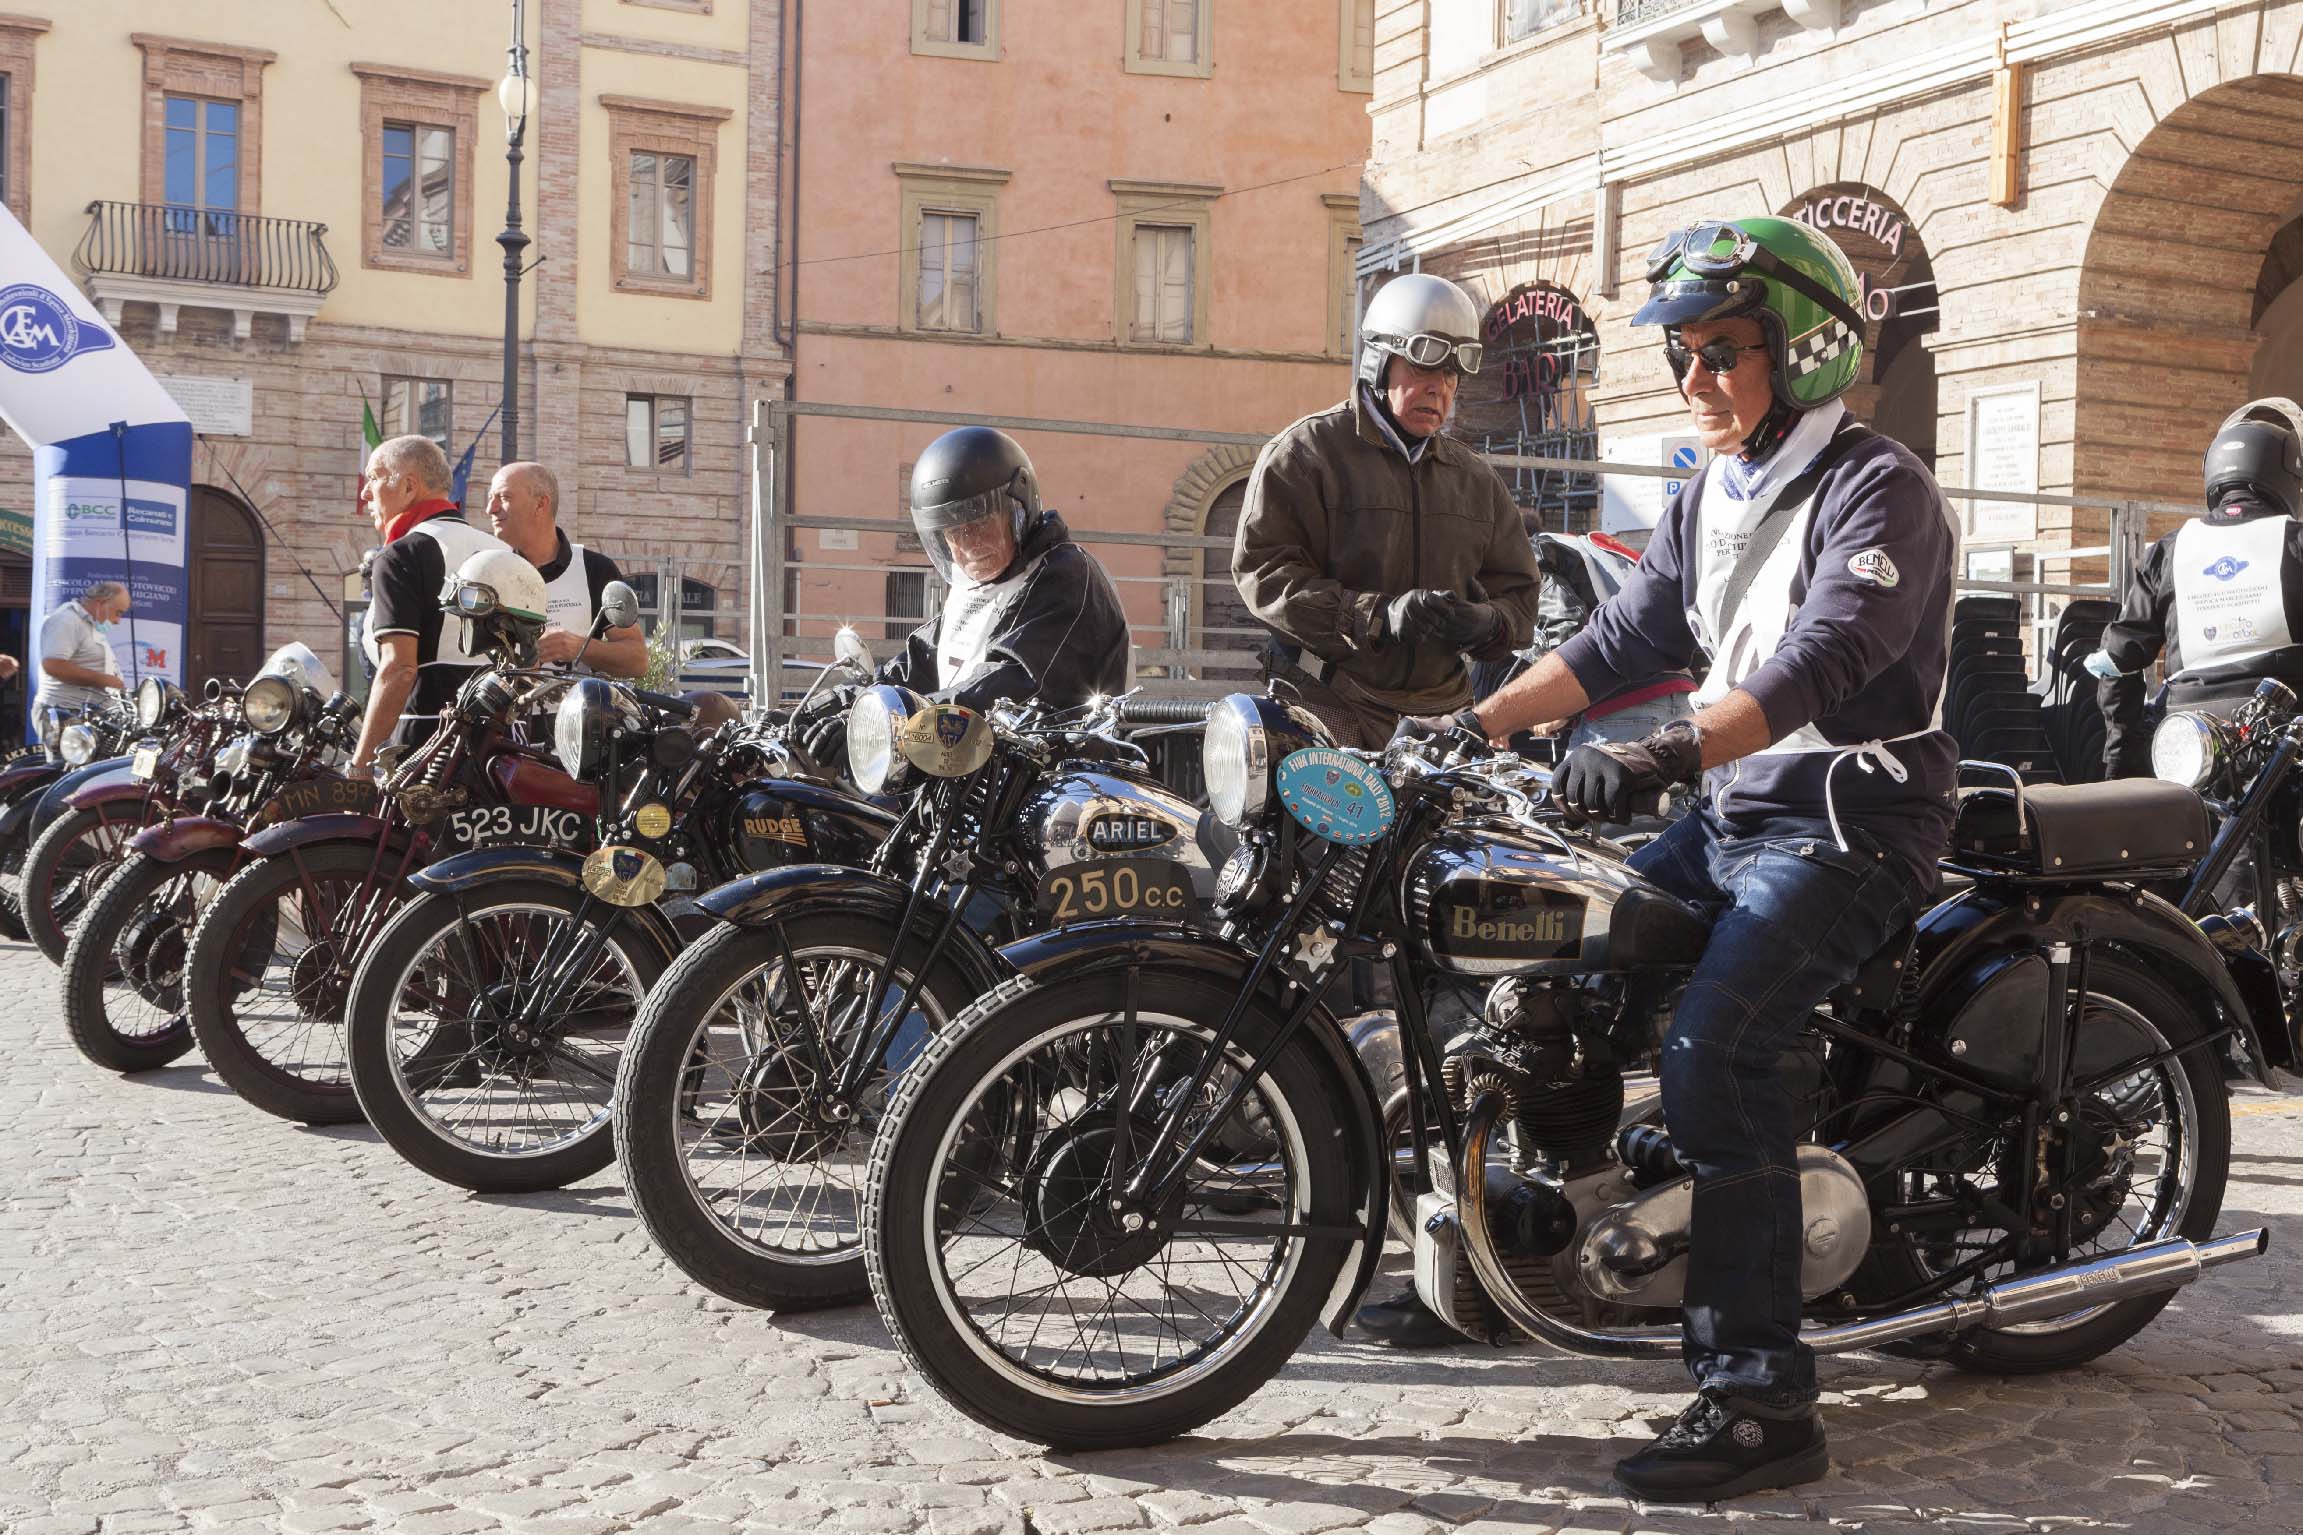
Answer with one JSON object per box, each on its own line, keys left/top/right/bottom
{"left": 631, "top": 687, "right": 697, "bottom": 719}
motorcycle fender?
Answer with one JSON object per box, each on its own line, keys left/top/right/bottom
{"left": 30, "top": 756, "right": 131, "bottom": 836}
{"left": 409, "top": 846, "right": 685, "bottom": 966}
{"left": 1914, "top": 885, "right": 2281, "bottom": 1084}
{"left": 127, "top": 816, "right": 243, "bottom": 862}
{"left": 0, "top": 771, "right": 65, "bottom": 843}
{"left": 696, "top": 862, "right": 1007, "bottom": 999}
{"left": 240, "top": 813, "right": 401, "bottom": 861}
{"left": 64, "top": 768, "right": 144, "bottom": 814}
{"left": 994, "top": 920, "right": 1391, "bottom": 1337}
{"left": 0, "top": 760, "right": 60, "bottom": 803}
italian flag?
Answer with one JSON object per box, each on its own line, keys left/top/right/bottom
{"left": 355, "top": 397, "right": 381, "bottom": 518}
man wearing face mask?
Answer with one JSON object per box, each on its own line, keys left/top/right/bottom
{"left": 34, "top": 579, "right": 130, "bottom": 756}
{"left": 1425, "top": 217, "right": 1956, "bottom": 1502}
{"left": 796, "top": 427, "right": 1129, "bottom": 766}
{"left": 1232, "top": 273, "right": 1541, "bottom": 749}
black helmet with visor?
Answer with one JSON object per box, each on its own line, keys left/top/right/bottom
{"left": 909, "top": 426, "right": 1041, "bottom": 586}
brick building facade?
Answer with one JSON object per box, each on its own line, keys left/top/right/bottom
{"left": 0, "top": 0, "right": 785, "bottom": 691}
{"left": 1358, "top": 0, "right": 2303, "bottom": 561}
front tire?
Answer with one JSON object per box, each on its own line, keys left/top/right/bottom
{"left": 345, "top": 880, "right": 669, "bottom": 1193}
{"left": 865, "top": 968, "right": 1358, "bottom": 1450}
{"left": 185, "top": 844, "right": 402, "bottom": 1125}
{"left": 22, "top": 803, "right": 140, "bottom": 964}
{"left": 60, "top": 849, "right": 236, "bottom": 1073}
{"left": 614, "top": 910, "right": 982, "bottom": 1312}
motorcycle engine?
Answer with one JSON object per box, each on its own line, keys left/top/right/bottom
{"left": 1442, "top": 975, "right": 1625, "bottom": 1175}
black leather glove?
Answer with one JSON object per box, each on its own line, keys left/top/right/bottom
{"left": 1554, "top": 722, "right": 1701, "bottom": 823}
{"left": 1377, "top": 590, "right": 1452, "bottom": 647}
{"left": 1429, "top": 594, "right": 1503, "bottom": 650}
{"left": 794, "top": 684, "right": 859, "bottom": 770}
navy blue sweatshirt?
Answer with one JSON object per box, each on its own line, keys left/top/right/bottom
{"left": 1554, "top": 418, "right": 1959, "bottom": 877}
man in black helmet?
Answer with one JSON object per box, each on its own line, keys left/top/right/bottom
{"left": 1233, "top": 272, "right": 1542, "bottom": 748}
{"left": 798, "top": 426, "right": 1130, "bottom": 764}
{"left": 2092, "top": 398, "right": 2303, "bottom": 777}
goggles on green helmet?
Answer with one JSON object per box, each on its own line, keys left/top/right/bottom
{"left": 1643, "top": 219, "right": 1867, "bottom": 341}
{"left": 1371, "top": 330, "right": 1484, "bottom": 375}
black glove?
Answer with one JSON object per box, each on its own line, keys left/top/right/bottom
{"left": 1553, "top": 723, "right": 1701, "bottom": 823}
{"left": 794, "top": 684, "right": 858, "bottom": 769}
{"left": 1430, "top": 595, "right": 1503, "bottom": 650}
{"left": 1377, "top": 590, "right": 1453, "bottom": 647}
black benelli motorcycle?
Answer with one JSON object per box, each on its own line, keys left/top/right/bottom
{"left": 862, "top": 694, "right": 2276, "bottom": 1450}
{"left": 613, "top": 684, "right": 1217, "bottom": 1314}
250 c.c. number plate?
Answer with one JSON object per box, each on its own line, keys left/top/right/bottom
{"left": 443, "top": 804, "right": 591, "bottom": 850}
{"left": 1037, "top": 858, "right": 1196, "bottom": 926}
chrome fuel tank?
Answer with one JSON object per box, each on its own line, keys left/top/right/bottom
{"left": 1403, "top": 821, "right": 1709, "bottom": 977}
{"left": 1022, "top": 765, "right": 1218, "bottom": 901}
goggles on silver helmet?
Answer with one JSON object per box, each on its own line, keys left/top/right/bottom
{"left": 1367, "top": 331, "right": 1484, "bottom": 375}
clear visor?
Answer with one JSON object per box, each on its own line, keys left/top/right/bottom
{"left": 914, "top": 488, "right": 1019, "bottom": 586}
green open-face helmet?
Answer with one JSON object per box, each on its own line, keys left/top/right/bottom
{"left": 1634, "top": 216, "right": 1867, "bottom": 411}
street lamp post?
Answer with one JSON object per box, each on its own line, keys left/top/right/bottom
{"left": 496, "top": 0, "right": 535, "bottom": 467}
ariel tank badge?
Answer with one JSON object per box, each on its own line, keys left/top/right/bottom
{"left": 899, "top": 703, "right": 993, "bottom": 777}
{"left": 1274, "top": 748, "right": 1395, "bottom": 846}
{"left": 581, "top": 844, "right": 667, "bottom": 908}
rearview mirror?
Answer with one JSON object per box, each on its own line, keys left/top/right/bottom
{"left": 599, "top": 580, "right": 641, "bottom": 631}
{"left": 834, "top": 625, "right": 873, "bottom": 674}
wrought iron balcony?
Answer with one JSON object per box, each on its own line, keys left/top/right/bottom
{"left": 1613, "top": 0, "right": 1699, "bottom": 26}
{"left": 74, "top": 200, "right": 338, "bottom": 343}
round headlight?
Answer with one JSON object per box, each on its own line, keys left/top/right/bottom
{"left": 1202, "top": 696, "right": 1263, "bottom": 827}
{"left": 58, "top": 724, "right": 96, "bottom": 765}
{"left": 2151, "top": 711, "right": 2222, "bottom": 789}
{"left": 134, "top": 677, "right": 168, "bottom": 730}
{"left": 242, "top": 675, "right": 298, "bottom": 735}
{"left": 846, "top": 685, "right": 924, "bottom": 795}
{"left": 555, "top": 677, "right": 622, "bottom": 779}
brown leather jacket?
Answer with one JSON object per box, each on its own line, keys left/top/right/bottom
{"left": 1233, "top": 388, "right": 1542, "bottom": 717}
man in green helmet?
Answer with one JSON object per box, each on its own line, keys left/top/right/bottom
{"left": 1427, "top": 218, "right": 1959, "bottom": 1500}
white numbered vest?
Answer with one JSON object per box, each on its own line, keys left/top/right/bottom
{"left": 543, "top": 542, "right": 600, "bottom": 669}
{"left": 361, "top": 516, "right": 507, "bottom": 671}
{"left": 2172, "top": 514, "right": 2294, "bottom": 679}
{"left": 936, "top": 548, "right": 1049, "bottom": 691}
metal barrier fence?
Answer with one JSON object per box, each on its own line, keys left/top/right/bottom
{"left": 743, "top": 398, "right": 2202, "bottom": 703}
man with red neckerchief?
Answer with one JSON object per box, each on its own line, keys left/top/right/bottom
{"left": 348, "top": 434, "right": 512, "bottom": 778}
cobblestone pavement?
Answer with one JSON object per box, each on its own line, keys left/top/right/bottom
{"left": 2, "top": 944, "right": 2300, "bottom": 1535}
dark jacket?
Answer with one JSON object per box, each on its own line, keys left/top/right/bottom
{"left": 1232, "top": 387, "right": 1542, "bottom": 717}
{"left": 2097, "top": 495, "right": 2303, "bottom": 776}
{"left": 880, "top": 511, "right": 1129, "bottom": 710}
{"left": 1554, "top": 425, "right": 1959, "bottom": 877}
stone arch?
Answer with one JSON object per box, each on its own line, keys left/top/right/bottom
{"left": 2074, "top": 73, "right": 2303, "bottom": 508}
{"left": 1162, "top": 443, "right": 1262, "bottom": 674}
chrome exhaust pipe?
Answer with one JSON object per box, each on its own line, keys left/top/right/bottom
{"left": 1455, "top": 1089, "right": 2271, "bottom": 1360}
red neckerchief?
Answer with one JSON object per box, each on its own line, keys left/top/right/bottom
{"left": 383, "top": 498, "right": 461, "bottom": 544}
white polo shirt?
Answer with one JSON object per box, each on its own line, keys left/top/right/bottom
{"left": 34, "top": 600, "right": 119, "bottom": 717}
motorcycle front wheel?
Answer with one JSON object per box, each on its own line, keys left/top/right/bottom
{"left": 865, "top": 968, "right": 1358, "bottom": 1451}
{"left": 21, "top": 803, "right": 140, "bottom": 964}
{"left": 345, "top": 880, "right": 668, "bottom": 1193}
{"left": 614, "top": 910, "right": 978, "bottom": 1312}
{"left": 185, "top": 844, "right": 402, "bottom": 1125}
{"left": 60, "top": 848, "right": 237, "bottom": 1073}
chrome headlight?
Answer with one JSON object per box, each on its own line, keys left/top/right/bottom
{"left": 242, "top": 675, "right": 299, "bottom": 736}
{"left": 134, "top": 677, "right": 181, "bottom": 731}
{"left": 58, "top": 724, "right": 97, "bottom": 765}
{"left": 1202, "top": 694, "right": 1329, "bottom": 828}
{"left": 2151, "top": 711, "right": 2224, "bottom": 789}
{"left": 847, "top": 685, "right": 924, "bottom": 795}
{"left": 555, "top": 677, "right": 627, "bottom": 780}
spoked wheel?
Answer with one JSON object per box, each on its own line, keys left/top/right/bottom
{"left": 865, "top": 969, "right": 1357, "bottom": 1451}
{"left": 0, "top": 818, "right": 39, "bottom": 943}
{"left": 345, "top": 880, "right": 669, "bottom": 1193}
{"left": 1869, "top": 953, "right": 2229, "bottom": 1372}
{"left": 615, "top": 912, "right": 978, "bottom": 1311}
{"left": 60, "top": 849, "right": 237, "bottom": 1073}
{"left": 186, "top": 844, "right": 403, "bottom": 1125}
{"left": 22, "top": 804, "right": 142, "bottom": 964}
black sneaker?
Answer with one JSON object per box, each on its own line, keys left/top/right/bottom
{"left": 1612, "top": 1387, "right": 1827, "bottom": 1503}
{"left": 1352, "top": 1288, "right": 1460, "bottom": 1349}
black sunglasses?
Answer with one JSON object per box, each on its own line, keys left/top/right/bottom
{"left": 1664, "top": 337, "right": 1768, "bottom": 379}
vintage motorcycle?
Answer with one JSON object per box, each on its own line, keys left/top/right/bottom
{"left": 861, "top": 696, "right": 2275, "bottom": 1449}
{"left": 59, "top": 649, "right": 355, "bottom": 1074}
{"left": 17, "top": 677, "right": 247, "bottom": 965}
{"left": 338, "top": 645, "right": 896, "bottom": 1194}
{"left": 0, "top": 700, "right": 136, "bottom": 941}
{"left": 176, "top": 589, "right": 660, "bottom": 1128}
{"left": 612, "top": 682, "right": 1218, "bottom": 1313}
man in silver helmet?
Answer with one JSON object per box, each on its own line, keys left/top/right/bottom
{"left": 797, "top": 426, "right": 1130, "bottom": 764}
{"left": 1232, "top": 272, "right": 1541, "bottom": 749}
{"left": 2092, "top": 398, "right": 2303, "bottom": 777}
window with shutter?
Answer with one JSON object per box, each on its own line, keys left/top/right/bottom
{"left": 914, "top": 0, "right": 998, "bottom": 57}
{"left": 918, "top": 210, "right": 981, "bottom": 332}
{"left": 1126, "top": 0, "right": 1211, "bottom": 75}
{"left": 1132, "top": 225, "right": 1194, "bottom": 345}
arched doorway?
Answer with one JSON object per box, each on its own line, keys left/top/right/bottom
{"left": 1196, "top": 474, "right": 1258, "bottom": 679}
{"left": 185, "top": 485, "right": 264, "bottom": 691}
{"left": 2074, "top": 74, "right": 2303, "bottom": 510}
{"left": 1780, "top": 185, "right": 1939, "bottom": 468}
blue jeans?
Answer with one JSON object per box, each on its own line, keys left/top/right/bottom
{"left": 1626, "top": 806, "right": 1924, "bottom": 1401}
